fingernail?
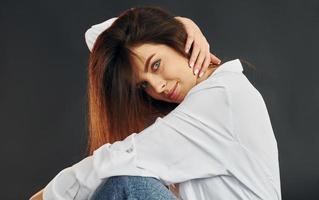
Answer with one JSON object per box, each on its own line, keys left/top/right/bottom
{"left": 194, "top": 68, "right": 199, "bottom": 75}
{"left": 190, "top": 62, "right": 194, "bottom": 68}
{"left": 199, "top": 71, "right": 204, "bottom": 78}
{"left": 218, "top": 60, "right": 221, "bottom": 64}
{"left": 185, "top": 48, "right": 189, "bottom": 53}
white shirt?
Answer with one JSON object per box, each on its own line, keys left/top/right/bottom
{"left": 42, "top": 59, "right": 282, "bottom": 200}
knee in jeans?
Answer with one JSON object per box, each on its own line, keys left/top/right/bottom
{"left": 105, "top": 176, "right": 159, "bottom": 185}
{"left": 108, "top": 176, "right": 164, "bottom": 189}
{"left": 107, "top": 175, "right": 130, "bottom": 183}
{"left": 92, "top": 176, "right": 178, "bottom": 200}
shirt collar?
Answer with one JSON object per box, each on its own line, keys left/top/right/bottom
{"left": 212, "top": 59, "right": 243, "bottom": 76}
{"left": 185, "top": 59, "right": 244, "bottom": 97}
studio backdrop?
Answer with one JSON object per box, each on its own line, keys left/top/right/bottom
{"left": 1, "top": 0, "right": 318, "bottom": 199}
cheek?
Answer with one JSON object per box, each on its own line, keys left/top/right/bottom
{"left": 181, "top": 68, "right": 196, "bottom": 85}
{"left": 166, "top": 66, "right": 191, "bottom": 83}
{"left": 181, "top": 73, "right": 197, "bottom": 94}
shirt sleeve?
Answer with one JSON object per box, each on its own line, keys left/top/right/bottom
{"left": 84, "top": 17, "right": 118, "bottom": 52}
{"left": 43, "top": 84, "right": 235, "bottom": 200}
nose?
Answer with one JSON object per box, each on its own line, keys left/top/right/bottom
{"left": 148, "top": 77, "right": 167, "bottom": 94}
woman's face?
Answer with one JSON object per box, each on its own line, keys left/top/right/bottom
{"left": 131, "top": 43, "right": 214, "bottom": 103}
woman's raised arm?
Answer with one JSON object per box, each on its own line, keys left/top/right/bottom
{"left": 175, "top": 16, "right": 221, "bottom": 77}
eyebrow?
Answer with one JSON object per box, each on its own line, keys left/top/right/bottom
{"left": 144, "top": 53, "right": 156, "bottom": 73}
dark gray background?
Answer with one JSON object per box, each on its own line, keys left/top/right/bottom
{"left": 1, "top": 0, "right": 318, "bottom": 199}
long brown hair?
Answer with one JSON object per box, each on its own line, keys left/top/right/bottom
{"left": 86, "top": 6, "right": 191, "bottom": 155}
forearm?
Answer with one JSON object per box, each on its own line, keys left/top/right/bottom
{"left": 38, "top": 137, "right": 150, "bottom": 200}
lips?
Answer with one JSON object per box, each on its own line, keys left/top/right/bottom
{"left": 167, "top": 82, "right": 179, "bottom": 100}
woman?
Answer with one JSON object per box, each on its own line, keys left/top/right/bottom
{"left": 31, "top": 6, "right": 281, "bottom": 200}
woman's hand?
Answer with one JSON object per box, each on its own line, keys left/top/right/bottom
{"left": 175, "top": 16, "right": 221, "bottom": 78}
{"left": 29, "top": 189, "right": 44, "bottom": 200}
{"left": 169, "top": 183, "right": 181, "bottom": 198}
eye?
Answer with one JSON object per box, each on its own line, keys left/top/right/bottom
{"left": 152, "top": 59, "right": 161, "bottom": 71}
{"left": 138, "top": 81, "right": 149, "bottom": 90}
{"left": 137, "top": 59, "right": 161, "bottom": 90}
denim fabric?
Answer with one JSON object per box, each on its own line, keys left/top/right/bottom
{"left": 91, "top": 176, "right": 179, "bottom": 200}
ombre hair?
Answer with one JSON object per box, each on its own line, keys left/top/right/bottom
{"left": 86, "top": 6, "right": 192, "bottom": 155}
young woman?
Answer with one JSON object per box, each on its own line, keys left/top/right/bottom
{"left": 31, "top": 6, "right": 281, "bottom": 200}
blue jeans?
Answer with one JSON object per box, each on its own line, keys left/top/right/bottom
{"left": 91, "top": 176, "right": 179, "bottom": 200}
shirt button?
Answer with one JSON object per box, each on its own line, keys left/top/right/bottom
{"left": 126, "top": 147, "right": 133, "bottom": 153}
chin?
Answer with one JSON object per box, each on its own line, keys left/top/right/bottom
{"left": 169, "top": 93, "right": 185, "bottom": 104}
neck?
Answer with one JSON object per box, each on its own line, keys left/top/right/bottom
{"left": 195, "top": 64, "right": 220, "bottom": 85}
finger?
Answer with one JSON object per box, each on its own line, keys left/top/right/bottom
{"left": 197, "top": 42, "right": 210, "bottom": 77}
{"left": 189, "top": 42, "right": 200, "bottom": 70}
{"left": 193, "top": 48, "right": 206, "bottom": 76}
{"left": 199, "top": 51, "right": 211, "bottom": 78}
{"left": 185, "top": 34, "right": 194, "bottom": 54}
{"left": 210, "top": 53, "right": 222, "bottom": 64}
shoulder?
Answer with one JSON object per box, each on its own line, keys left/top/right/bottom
{"left": 175, "top": 79, "right": 231, "bottom": 118}
{"left": 183, "top": 58, "right": 246, "bottom": 100}
{"left": 176, "top": 67, "right": 254, "bottom": 113}
{"left": 170, "top": 77, "right": 235, "bottom": 140}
